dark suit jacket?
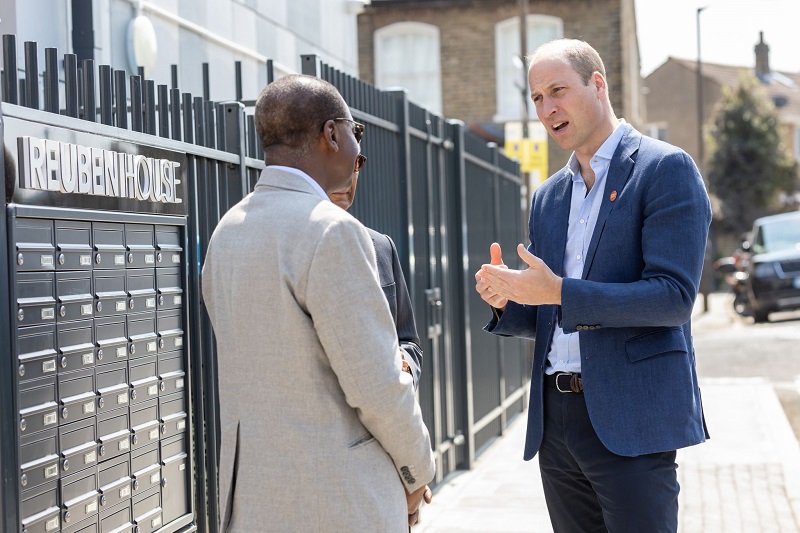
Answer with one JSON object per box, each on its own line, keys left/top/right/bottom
{"left": 367, "top": 228, "right": 423, "bottom": 390}
{"left": 487, "top": 125, "right": 712, "bottom": 459}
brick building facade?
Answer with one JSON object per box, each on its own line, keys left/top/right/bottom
{"left": 358, "top": 0, "right": 645, "bottom": 174}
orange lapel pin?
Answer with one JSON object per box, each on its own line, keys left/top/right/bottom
{"left": 609, "top": 190, "right": 617, "bottom": 202}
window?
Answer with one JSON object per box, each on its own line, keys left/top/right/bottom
{"left": 375, "top": 22, "right": 442, "bottom": 114}
{"left": 794, "top": 125, "right": 800, "bottom": 161}
{"left": 646, "top": 124, "right": 668, "bottom": 142}
{"left": 495, "top": 15, "right": 562, "bottom": 122}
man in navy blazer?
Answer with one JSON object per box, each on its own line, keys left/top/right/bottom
{"left": 329, "top": 155, "right": 424, "bottom": 390}
{"left": 476, "top": 39, "right": 711, "bottom": 532}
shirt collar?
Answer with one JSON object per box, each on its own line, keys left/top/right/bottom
{"left": 267, "top": 165, "right": 329, "bottom": 201}
{"left": 565, "top": 119, "right": 628, "bottom": 179}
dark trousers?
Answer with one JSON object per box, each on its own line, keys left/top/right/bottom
{"left": 538, "top": 386, "right": 679, "bottom": 533}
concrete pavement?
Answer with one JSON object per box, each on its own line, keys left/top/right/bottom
{"left": 413, "top": 295, "right": 800, "bottom": 532}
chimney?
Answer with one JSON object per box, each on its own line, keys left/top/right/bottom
{"left": 755, "top": 31, "right": 770, "bottom": 75}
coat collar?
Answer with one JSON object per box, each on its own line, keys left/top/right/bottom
{"left": 254, "top": 167, "right": 329, "bottom": 200}
{"left": 580, "top": 125, "right": 641, "bottom": 278}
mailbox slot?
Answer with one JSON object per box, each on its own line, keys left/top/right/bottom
{"left": 97, "top": 408, "right": 131, "bottom": 462}
{"left": 124, "top": 224, "right": 155, "bottom": 269}
{"left": 128, "top": 311, "right": 157, "bottom": 359}
{"left": 94, "top": 315, "right": 128, "bottom": 365}
{"left": 154, "top": 225, "right": 182, "bottom": 268}
{"left": 131, "top": 444, "right": 161, "bottom": 496}
{"left": 92, "top": 222, "right": 126, "bottom": 270}
{"left": 99, "top": 499, "right": 133, "bottom": 533}
{"left": 126, "top": 269, "right": 157, "bottom": 313}
{"left": 57, "top": 320, "right": 95, "bottom": 373}
{"left": 93, "top": 269, "right": 127, "bottom": 318}
{"left": 96, "top": 361, "right": 129, "bottom": 414}
{"left": 58, "top": 367, "right": 97, "bottom": 425}
{"left": 19, "top": 376, "right": 59, "bottom": 436}
{"left": 14, "top": 217, "right": 55, "bottom": 272}
{"left": 20, "top": 428, "right": 60, "bottom": 490}
{"left": 130, "top": 399, "right": 160, "bottom": 451}
{"left": 155, "top": 267, "right": 182, "bottom": 311}
{"left": 60, "top": 466, "right": 99, "bottom": 527}
{"left": 129, "top": 355, "right": 159, "bottom": 406}
{"left": 132, "top": 487, "right": 162, "bottom": 533}
{"left": 20, "top": 479, "right": 60, "bottom": 533}
{"left": 98, "top": 454, "right": 132, "bottom": 511}
{"left": 158, "top": 349, "right": 185, "bottom": 396}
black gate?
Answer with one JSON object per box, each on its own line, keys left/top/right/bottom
{"left": 1, "top": 34, "right": 531, "bottom": 532}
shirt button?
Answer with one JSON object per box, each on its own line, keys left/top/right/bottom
{"left": 580, "top": 219, "right": 585, "bottom": 224}
{"left": 577, "top": 255, "right": 582, "bottom": 261}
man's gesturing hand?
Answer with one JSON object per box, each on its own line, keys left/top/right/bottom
{"left": 478, "top": 244, "right": 563, "bottom": 306}
{"left": 475, "top": 242, "right": 508, "bottom": 309}
{"left": 407, "top": 484, "right": 432, "bottom": 526}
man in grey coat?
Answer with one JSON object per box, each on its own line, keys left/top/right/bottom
{"left": 202, "top": 75, "right": 435, "bottom": 532}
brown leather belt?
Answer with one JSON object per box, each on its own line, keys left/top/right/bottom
{"left": 545, "top": 372, "right": 583, "bottom": 393}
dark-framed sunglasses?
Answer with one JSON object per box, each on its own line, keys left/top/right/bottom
{"left": 355, "top": 154, "right": 367, "bottom": 172}
{"left": 331, "top": 118, "right": 365, "bottom": 143}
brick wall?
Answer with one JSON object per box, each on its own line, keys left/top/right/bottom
{"left": 358, "top": 0, "right": 636, "bottom": 175}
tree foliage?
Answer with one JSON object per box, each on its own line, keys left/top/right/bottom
{"left": 706, "top": 74, "right": 798, "bottom": 236}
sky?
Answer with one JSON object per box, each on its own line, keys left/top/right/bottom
{"left": 634, "top": 0, "right": 800, "bottom": 77}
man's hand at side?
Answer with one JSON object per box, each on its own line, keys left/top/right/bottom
{"left": 407, "top": 484, "right": 432, "bottom": 526}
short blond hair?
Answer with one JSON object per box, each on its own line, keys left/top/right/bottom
{"left": 529, "top": 38, "right": 606, "bottom": 86}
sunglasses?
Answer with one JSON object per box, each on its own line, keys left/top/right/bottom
{"left": 331, "top": 118, "right": 365, "bottom": 143}
{"left": 355, "top": 154, "right": 367, "bottom": 172}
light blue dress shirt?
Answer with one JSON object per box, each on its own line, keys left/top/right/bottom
{"left": 545, "top": 121, "right": 629, "bottom": 375}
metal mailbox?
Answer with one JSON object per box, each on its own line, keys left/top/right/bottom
{"left": 94, "top": 315, "right": 128, "bottom": 365}
{"left": 159, "top": 434, "right": 189, "bottom": 527}
{"left": 17, "top": 324, "right": 58, "bottom": 383}
{"left": 158, "top": 392, "right": 187, "bottom": 441}
{"left": 155, "top": 268, "right": 183, "bottom": 312}
{"left": 127, "top": 312, "right": 157, "bottom": 359}
{"left": 54, "top": 220, "right": 93, "bottom": 272}
{"left": 16, "top": 271, "right": 56, "bottom": 327}
{"left": 131, "top": 444, "right": 161, "bottom": 497}
{"left": 93, "top": 270, "right": 127, "bottom": 318}
{"left": 96, "top": 408, "right": 131, "bottom": 463}
{"left": 129, "top": 356, "right": 159, "bottom": 406}
{"left": 124, "top": 224, "right": 156, "bottom": 270}
{"left": 126, "top": 269, "right": 157, "bottom": 314}
{"left": 156, "top": 309, "right": 184, "bottom": 355}
{"left": 97, "top": 454, "right": 132, "bottom": 511}
{"left": 132, "top": 487, "right": 163, "bottom": 533}
{"left": 58, "top": 418, "right": 98, "bottom": 476}
{"left": 92, "top": 223, "right": 126, "bottom": 270}
{"left": 19, "top": 428, "right": 59, "bottom": 491}
{"left": 158, "top": 350, "right": 185, "bottom": 397}
{"left": 57, "top": 367, "right": 97, "bottom": 425}
{"left": 98, "top": 500, "right": 133, "bottom": 533}
{"left": 19, "top": 376, "right": 59, "bottom": 436}
{"left": 56, "top": 320, "right": 95, "bottom": 373}
{"left": 20, "top": 479, "right": 61, "bottom": 533}
{"left": 154, "top": 226, "right": 182, "bottom": 269}
{"left": 59, "top": 467, "right": 99, "bottom": 527}
{"left": 130, "top": 399, "right": 160, "bottom": 451}
{"left": 14, "top": 217, "right": 55, "bottom": 273}
{"left": 62, "top": 515, "right": 98, "bottom": 533}
{"left": 56, "top": 270, "right": 94, "bottom": 322}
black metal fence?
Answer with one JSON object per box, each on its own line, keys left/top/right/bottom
{"left": 1, "top": 33, "right": 530, "bottom": 532}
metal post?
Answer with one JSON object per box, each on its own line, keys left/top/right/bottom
{"left": 64, "top": 54, "right": 79, "bottom": 118}
{"left": 130, "top": 75, "right": 143, "bottom": 132}
{"left": 44, "top": 48, "right": 60, "bottom": 113}
{"left": 158, "top": 84, "right": 170, "bottom": 138}
{"left": 697, "top": 6, "right": 709, "bottom": 312}
{"left": 114, "top": 69, "right": 128, "bottom": 129}
{"left": 144, "top": 79, "right": 156, "bottom": 135}
{"left": 2, "top": 35, "right": 19, "bottom": 104}
{"left": 98, "top": 65, "right": 113, "bottom": 126}
{"left": 81, "top": 59, "right": 95, "bottom": 122}
{"left": 301, "top": 54, "right": 320, "bottom": 77}
{"left": 23, "top": 41, "right": 39, "bottom": 110}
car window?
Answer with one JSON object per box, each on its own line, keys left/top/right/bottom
{"left": 759, "top": 218, "right": 800, "bottom": 254}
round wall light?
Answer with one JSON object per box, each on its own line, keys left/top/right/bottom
{"left": 127, "top": 14, "right": 158, "bottom": 77}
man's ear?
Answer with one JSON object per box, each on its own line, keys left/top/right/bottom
{"left": 593, "top": 71, "right": 607, "bottom": 98}
{"left": 320, "top": 119, "right": 340, "bottom": 152}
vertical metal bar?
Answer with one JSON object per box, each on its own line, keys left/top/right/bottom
{"left": 81, "top": 59, "right": 95, "bottom": 122}
{"left": 158, "top": 84, "right": 169, "bottom": 138}
{"left": 266, "top": 59, "right": 274, "bottom": 85}
{"left": 183, "top": 93, "right": 194, "bottom": 144}
{"left": 24, "top": 41, "right": 39, "bottom": 109}
{"left": 450, "top": 119, "right": 475, "bottom": 469}
{"left": 77, "top": 66, "right": 84, "bottom": 117}
{"left": 202, "top": 63, "right": 210, "bottom": 101}
{"left": 98, "top": 65, "right": 113, "bottom": 125}
{"left": 18, "top": 79, "right": 26, "bottom": 107}
{"left": 235, "top": 61, "right": 243, "bottom": 102}
{"left": 137, "top": 66, "right": 145, "bottom": 79}
{"left": 170, "top": 88, "right": 182, "bottom": 141}
{"left": 193, "top": 96, "right": 206, "bottom": 147}
{"left": 144, "top": 79, "right": 156, "bottom": 135}
{"left": 171, "top": 64, "right": 179, "bottom": 89}
{"left": 44, "top": 48, "right": 60, "bottom": 113}
{"left": 205, "top": 101, "right": 216, "bottom": 149}
{"left": 222, "top": 102, "right": 248, "bottom": 194}
{"left": 247, "top": 115, "right": 256, "bottom": 159}
{"left": 2, "top": 34, "right": 18, "bottom": 104}
{"left": 64, "top": 54, "right": 79, "bottom": 117}
{"left": 130, "top": 75, "right": 143, "bottom": 132}
{"left": 489, "top": 141, "right": 507, "bottom": 434}
{"left": 114, "top": 69, "right": 128, "bottom": 129}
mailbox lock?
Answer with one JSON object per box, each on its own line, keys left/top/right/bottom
{"left": 157, "top": 252, "right": 163, "bottom": 263}
{"left": 96, "top": 301, "right": 103, "bottom": 312}
{"left": 132, "top": 479, "right": 139, "bottom": 490}
{"left": 159, "top": 338, "right": 165, "bottom": 349}
{"left": 62, "top": 459, "right": 69, "bottom": 471}
{"left": 128, "top": 252, "right": 134, "bottom": 264}
{"left": 18, "top": 364, "right": 25, "bottom": 377}
{"left": 134, "top": 526, "right": 141, "bottom": 533}
{"left": 99, "top": 445, "right": 106, "bottom": 457}
{"left": 63, "top": 510, "right": 71, "bottom": 524}
{"left": 99, "top": 495, "right": 106, "bottom": 506}
{"left": 161, "top": 477, "right": 167, "bottom": 488}
{"left": 130, "top": 343, "right": 136, "bottom": 355}
{"left": 132, "top": 434, "right": 139, "bottom": 445}
{"left": 20, "top": 474, "right": 27, "bottom": 486}
{"left": 98, "top": 397, "right": 105, "bottom": 409}
{"left": 17, "top": 253, "right": 24, "bottom": 265}
{"left": 17, "top": 309, "right": 24, "bottom": 322}
{"left": 131, "top": 389, "right": 138, "bottom": 401}
{"left": 19, "top": 419, "right": 26, "bottom": 432}
{"left": 59, "top": 306, "right": 66, "bottom": 317}
{"left": 158, "top": 295, "right": 165, "bottom": 306}
{"left": 60, "top": 357, "right": 68, "bottom": 369}
{"left": 161, "top": 424, "right": 167, "bottom": 435}
{"left": 61, "top": 407, "right": 69, "bottom": 419}
{"left": 129, "top": 298, "right": 135, "bottom": 310}
{"left": 159, "top": 382, "right": 166, "bottom": 392}
{"left": 97, "top": 349, "right": 104, "bottom": 361}
{"left": 58, "top": 253, "right": 65, "bottom": 265}
{"left": 95, "top": 253, "right": 102, "bottom": 265}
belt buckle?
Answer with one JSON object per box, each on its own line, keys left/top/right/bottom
{"left": 555, "top": 372, "right": 573, "bottom": 393}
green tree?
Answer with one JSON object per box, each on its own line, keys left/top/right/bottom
{"left": 706, "top": 74, "right": 798, "bottom": 236}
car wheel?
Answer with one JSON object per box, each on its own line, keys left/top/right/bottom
{"left": 753, "top": 309, "right": 770, "bottom": 323}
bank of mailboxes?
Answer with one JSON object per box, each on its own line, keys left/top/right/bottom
{"left": 12, "top": 215, "right": 190, "bottom": 533}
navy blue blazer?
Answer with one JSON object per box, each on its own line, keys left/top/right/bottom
{"left": 367, "top": 228, "right": 423, "bottom": 390}
{"left": 487, "top": 126, "right": 712, "bottom": 459}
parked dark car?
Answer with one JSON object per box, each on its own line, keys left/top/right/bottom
{"left": 737, "top": 211, "right": 800, "bottom": 322}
